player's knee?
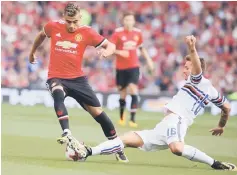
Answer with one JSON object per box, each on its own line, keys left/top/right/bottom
{"left": 169, "top": 143, "right": 183, "bottom": 156}
{"left": 90, "top": 107, "right": 103, "bottom": 117}
{"left": 52, "top": 87, "right": 65, "bottom": 102}
{"left": 119, "top": 88, "right": 127, "bottom": 99}
{"left": 52, "top": 85, "right": 64, "bottom": 93}
{"left": 128, "top": 84, "right": 138, "bottom": 94}
{"left": 120, "top": 131, "right": 144, "bottom": 148}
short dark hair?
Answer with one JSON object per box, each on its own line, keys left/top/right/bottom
{"left": 123, "top": 12, "right": 135, "bottom": 19}
{"left": 64, "top": 3, "right": 80, "bottom": 17}
{"left": 185, "top": 55, "right": 206, "bottom": 72}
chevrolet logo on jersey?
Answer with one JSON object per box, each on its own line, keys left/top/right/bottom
{"left": 56, "top": 41, "right": 78, "bottom": 49}
{"left": 123, "top": 41, "right": 137, "bottom": 50}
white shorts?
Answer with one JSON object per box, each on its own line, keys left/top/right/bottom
{"left": 134, "top": 113, "right": 188, "bottom": 152}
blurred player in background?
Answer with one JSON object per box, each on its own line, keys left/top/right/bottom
{"left": 29, "top": 3, "right": 128, "bottom": 162}
{"left": 72, "top": 35, "right": 236, "bottom": 171}
{"left": 111, "top": 12, "right": 154, "bottom": 128}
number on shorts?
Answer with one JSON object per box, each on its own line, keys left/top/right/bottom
{"left": 167, "top": 128, "right": 176, "bottom": 137}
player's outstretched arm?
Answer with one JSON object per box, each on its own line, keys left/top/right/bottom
{"left": 209, "top": 102, "right": 231, "bottom": 136}
{"left": 29, "top": 31, "right": 47, "bottom": 64}
{"left": 140, "top": 47, "right": 154, "bottom": 72}
{"left": 114, "top": 50, "right": 129, "bottom": 58}
{"left": 185, "top": 35, "right": 202, "bottom": 75}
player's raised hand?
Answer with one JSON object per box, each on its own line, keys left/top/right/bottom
{"left": 209, "top": 127, "right": 224, "bottom": 136}
{"left": 29, "top": 52, "right": 38, "bottom": 64}
{"left": 185, "top": 35, "right": 196, "bottom": 48}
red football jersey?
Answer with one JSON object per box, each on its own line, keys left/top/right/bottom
{"left": 110, "top": 27, "right": 143, "bottom": 70}
{"left": 43, "top": 20, "right": 106, "bottom": 79}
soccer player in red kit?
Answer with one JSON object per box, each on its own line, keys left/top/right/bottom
{"left": 29, "top": 3, "right": 128, "bottom": 162}
{"left": 110, "top": 12, "right": 154, "bottom": 128}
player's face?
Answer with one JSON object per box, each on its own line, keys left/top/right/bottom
{"left": 64, "top": 13, "right": 81, "bottom": 33}
{"left": 183, "top": 61, "right": 192, "bottom": 80}
{"left": 123, "top": 15, "right": 135, "bottom": 29}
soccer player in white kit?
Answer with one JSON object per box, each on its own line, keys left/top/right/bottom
{"left": 70, "top": 35, "right": 236, "bottom": 170}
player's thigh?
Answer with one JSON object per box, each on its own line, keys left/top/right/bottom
{"left": 46, "top": 78, "right": 67, "bottom": 96}
{"left": 83, "top": 104, "right": 103, "bottom": 117}
{"left": 116, "top": 69, "right": 130, "bottom": 90}
{"left": 120, "top": 131, "right": 144, "bottom": 148}
{"left": 162, "top": 114, "right": 188, "bottom": 146}
{"left": 127, "top": 68, "right": 139, "bottom": 95}
{"left": 133, "top": 129, "right": 168, "bottom": 152}
{"left": 67, "top": 77, "right": 101, "bottom": 114}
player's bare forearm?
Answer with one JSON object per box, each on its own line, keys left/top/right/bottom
{"left": 30, "top": 31, "right": 46, "bottom": 54}
{"left": 218, "top": 102, "right": 231, "bottom": 128}
{"left": 209, "top": 102, "right": 230, "bottom": 136}
{"left": 185, "top": 35, "right": 202, "bottom": 75}
{"left": 114, "top": 50, "right": 129, "bottom": 58}
{"left": 140, "top": 47, "right": 154, "bottom": 71}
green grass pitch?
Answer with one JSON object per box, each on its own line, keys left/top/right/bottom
{"left": 2, "top": 103, "right": 237, "bottom": 175}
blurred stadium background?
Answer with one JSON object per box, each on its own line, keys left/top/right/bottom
{"left": 2, "top": 1, "right": 237, "bottom": 114}
{"left": 1, "top": 2, "right": 237, "bottom": 175}
{"left": 2, "top": 1, "right": 237, "bottom": 94}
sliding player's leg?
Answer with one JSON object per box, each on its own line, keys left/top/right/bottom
{"left": 168, "top": 141, "right": 236, "bottom": 170}
{"left": 73, "top": 131, "right": 144, "bottom": 159}
{"left": 165, "top": 114, "right": 236, "bottom": 171}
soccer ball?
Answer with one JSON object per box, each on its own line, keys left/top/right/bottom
{"left": 65, "top": 144, "right": 86, "bottom": 162}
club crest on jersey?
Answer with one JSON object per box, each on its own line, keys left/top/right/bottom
{"left": 134, "top": 35, "right": 139, "bottom": 41}
{"left": 56, "top": 41, "right": 78, "bottom": 49}
{"left": 75, "top": 34, "right": 82, "bottom": 42}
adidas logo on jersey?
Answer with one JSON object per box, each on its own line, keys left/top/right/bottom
{"left": 56, "top": 33, "right": 61, "bottom": 37}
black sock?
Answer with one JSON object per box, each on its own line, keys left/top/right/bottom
{"left": 130, "top": 95, "right": 138, "bottom": 122}
{"left": 94, "top": 112, "right": 117, "bottom": 140}
{"left": 119, "top": 99, "right": 126, "bottom": 120}
{"left": 53, "top": 89, "right": 69, "bottom": 131}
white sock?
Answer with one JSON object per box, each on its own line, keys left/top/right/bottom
{"left": 91, "top": 137, "right": 124, "bottom": 156}
{"left": 63, "top": 129, "right": 71, "bottom": 135}
{"left": 182, "top": 145, "right": 214, "bottom": 166}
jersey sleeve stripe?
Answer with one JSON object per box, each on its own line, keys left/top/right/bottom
{"left": 95, "top": 38, "right": 107, "bottom": 48}
{"left": 190, "top": 78, "right": 201, "bottom": 84}
{"left": 211, "top": 96, "right": 226, "bottom": 107}
{"left": 211, "top": 93, "right": 220, "bottom": 101}
{"left": 190, "top": 73, "right": 202, "bottom": 84}
{"left": 191, "top": 72, "right": 203, "bottom": 79}
{"left": 190, "top": 72, "right": 202, "bottom": 84}
{"left": 191, "top": 75, "right": 202, "bottom": 80}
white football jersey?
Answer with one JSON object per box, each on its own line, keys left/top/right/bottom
{"left": 165, "top": 72, "right": 226, "bottom": 126}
